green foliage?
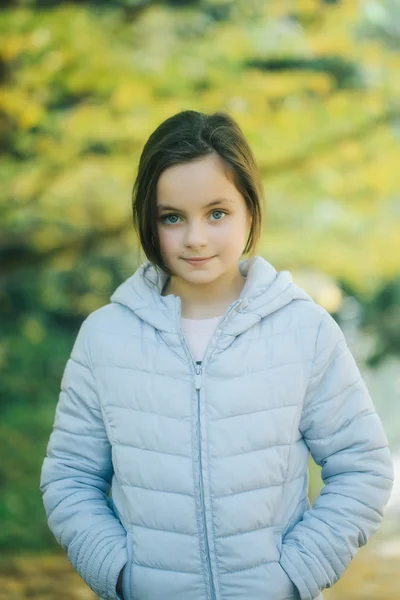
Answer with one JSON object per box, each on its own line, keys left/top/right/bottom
{"left": 1, "top": 1, "right": 399, "bottom": 292}
{"left": 0, "top": 253, "right": 136, "bottom": 550}
{"left": 360, "top": 279, "right": 400, "bottom": 367}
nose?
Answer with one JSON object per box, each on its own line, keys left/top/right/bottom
{"left": 184, "top": 220, "right": 208, "bottom": 249}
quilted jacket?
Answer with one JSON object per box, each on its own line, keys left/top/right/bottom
{"left": 40, "top": 256, "right": 394, "bottom": 600}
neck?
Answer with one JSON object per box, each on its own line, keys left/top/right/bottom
{"left": 162, "top": 265, "right": 247, "bottom": 319}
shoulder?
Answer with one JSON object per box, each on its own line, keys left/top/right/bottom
{"left": 295, "top": 300, "right": 342, "bottom": 333}
{"left": 275, "top": 297, "right": 336, "bottom": 332}
{"left": 287, "top": 300, "right": 347, "bottom": 371}
{"left": 73, "top": 303, "right": 143, "bottom": 363}
{"left": 270, "top": 298, "right": 345, "bottom": 358}
{"left": 83, "top": 302, "right": 140, "bottom": 335}
{"left": 70, "top": 303, "right": 146, "bottom": 371}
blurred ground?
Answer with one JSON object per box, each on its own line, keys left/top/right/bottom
{"left": 1, "top": 534, "right": 399, "bottom": 600}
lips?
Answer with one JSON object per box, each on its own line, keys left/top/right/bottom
{"left": 184, "top": 257, "right": 212, "bottom": 261}
{"left": 183, "top": 256, "right": 214, "bottom": 265}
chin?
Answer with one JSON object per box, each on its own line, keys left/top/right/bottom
{"left": 183, "top": 271, "right": 219, "bottom": 284}
{"left": 175, "top": 264, "right": 221, "bottom": 284}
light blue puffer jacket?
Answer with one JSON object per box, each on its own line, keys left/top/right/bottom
{"left": 40, "top": 256, "right": 394, "bottom": 600}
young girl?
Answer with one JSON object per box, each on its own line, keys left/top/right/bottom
{"left": 40, "top": 110, "right": 394, "bottom": 600}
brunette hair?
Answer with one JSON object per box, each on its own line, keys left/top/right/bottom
{"left": 132, "top": 110, "right": 264, "bottom": 276}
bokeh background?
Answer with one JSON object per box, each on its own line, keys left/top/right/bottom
{"left": 1, "top": 0, "right": 400, "bottom": 598}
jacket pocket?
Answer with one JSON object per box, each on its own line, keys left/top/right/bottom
{"left": 122, "top": 530, "right": 133, "bottom": 600}
{"left": 109, "top": 497, "right": 133, "bottom": 600}
{"left": 275, "top": 532, "right": 299, "bottom": 600}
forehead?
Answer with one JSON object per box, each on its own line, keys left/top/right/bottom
{"left": 156, "top": 155, "right": 240, "bottom": 207}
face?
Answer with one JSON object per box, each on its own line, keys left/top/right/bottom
{"left": 156, "top": 153, "right": 252, "bottom": 289}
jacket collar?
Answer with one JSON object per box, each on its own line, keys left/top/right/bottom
{"left": 110, "top": 256, "right": 313, "bottom": 335}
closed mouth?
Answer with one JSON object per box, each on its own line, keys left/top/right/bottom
{"left": 183, "top": 256, "right": 214, "bottom": 261}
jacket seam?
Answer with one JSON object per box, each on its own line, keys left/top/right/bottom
{"left": 215, "top": 471, "right": 302, "bottom": 500}
{"left": 210, "top": 404, "right": 298, "bottom": 422}
{"left": 132, "top": 522, "right": 195, "bottom": 536}
{"left": 306, "top": 408, "right": 370, "bottom": 442}
{"left": 93, "top": 363, "right": 192, "bottom": 378}
{"left": 215, "top": 523, "right": 275, "bottom": 540}
{"left": 208, "top": 358, "right": 313, "bottom": 380}
{"left": 320, "top": 490, "right": 384, "bottom": 519}
{"left": 220, "top": 558, "right": 276, "bottom": 575}
{"left": 301, "top": 376, "right": 361, "bottom": 421}
{"left": 106, "top": 404, "right": 188, "bottom": 421}
{"left": 325, "top": 468, "right": 393, "bottom": 482}
{"left": 69, "top": 356, "right": 91, "bottom": 371}
{"left": 120, "top": 482, "right": 194, "bottom": 497}
{"left": 113, "top": 441, "right": 191, "bottom": 459}
{"left": 130, "top": 562, "right": 198, "bottom": 575}
{"left": 221, "top": 440, "right": 290, "bottom": 457}
{"left": 52, "top": 425, "right": 104, "bottom": 439}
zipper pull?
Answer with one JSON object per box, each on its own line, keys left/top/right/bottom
{"left": 195, "top": 363, "right": 202, "bottom": 390}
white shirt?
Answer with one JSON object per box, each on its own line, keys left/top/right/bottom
{"left": 181, "top": 315, "right": 224, "bottom": 362}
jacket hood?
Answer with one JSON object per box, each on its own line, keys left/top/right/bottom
{"left": 110, "top": 256, "right": 313, "bottom": 335}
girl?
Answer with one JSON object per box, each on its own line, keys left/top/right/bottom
{"left": 40, "top": 110, "right": 394, "bottom": 600}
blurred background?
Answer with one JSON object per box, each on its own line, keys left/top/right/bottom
{"left": 1, "top": 0, "right": 400, "bottom": 598}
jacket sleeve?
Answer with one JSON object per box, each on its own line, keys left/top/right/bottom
{"left": 279, "top": 308, "right": 394, "bottom": 600}
{"left": 39, "top": 317, "right": 127, "bottom": 600}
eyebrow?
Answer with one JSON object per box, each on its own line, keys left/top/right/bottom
{"left": 157, "top": 197, "right": 234, "bottom": 213}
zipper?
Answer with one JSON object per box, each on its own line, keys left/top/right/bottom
{"left": 177, "top": 324, "right": 216, "bottom": 600}
{"left": 176, "top": 297, "right": 243, "bottom": 600}
{"left": 195, "top": 362, "right": 216, "bottom": 600}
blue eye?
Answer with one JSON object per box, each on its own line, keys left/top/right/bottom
{"left": 162, "top": 214, "right": 181, "bottom": 225}
{"left": 211, "top": 210, "right": 226, "bottom": 220}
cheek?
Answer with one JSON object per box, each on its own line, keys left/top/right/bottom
{"left": 217, "top": 217, "right": 248, "bottom": 242}
{"left": 158, "top": 227, "right": 179, "bottom": 252}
